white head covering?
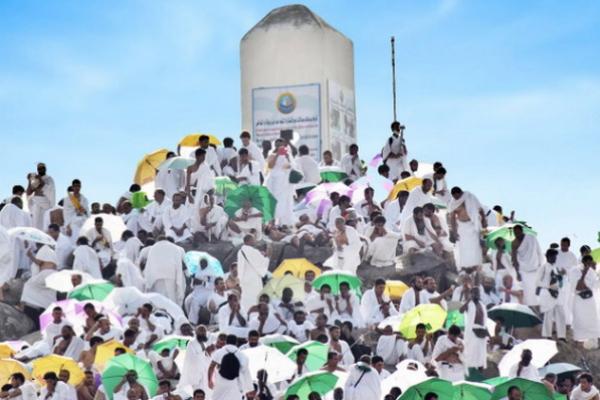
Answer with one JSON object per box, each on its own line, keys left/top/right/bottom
{"left": 36, "top": 245, "right": 58, "bottom": 265}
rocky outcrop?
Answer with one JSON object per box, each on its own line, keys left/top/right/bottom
{"left": 0, "top": 303, "right": 34, "bottom": 341}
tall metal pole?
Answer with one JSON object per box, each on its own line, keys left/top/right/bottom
{"left": 391, "top": 36, "right": 397, "bottom": 122}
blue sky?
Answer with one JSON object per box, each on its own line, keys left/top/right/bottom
{"left": 1, "top": 0, "right": 599, "bottom": 250}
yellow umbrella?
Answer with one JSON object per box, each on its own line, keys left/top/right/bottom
{"left": 273, "top": 258, "right": 322, "bottom": 279}
{"left": 178, "top": 133, "right": 222, "bottom": 147}
{"left": 95, "top": 340, "right": 133, "bottom": 372}
{"left": 384, "top": 280, "right": 409, "bottom": 301}
{"left": 261, "top": 275, "right": 306, "bottom": 302}
{"left": 399, "top": 304, "right": 447, "bottom": 339}
{"left": 134, "top": 148, "right": 170, "bottom": 186}
{"left": 387, "top": 176, "right": 423, "bottom": 201}
{"left": 0, "top": 344, "right": 14, "bottom": 359}
{"left": 0, "top": 359, "right": 31, "bottom": 384}
{"left": 32, "top": 355, "right": 84, "bottom": 385}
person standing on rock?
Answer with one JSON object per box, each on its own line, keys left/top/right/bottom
{"left": 448, "top": 187, "right": 486, "bottom": 274}
{"left": 511, "top": 224, "right": 543, "bottom": 307}
{"left": 536, "top": 248, "right": 567, "bottom": 341}
{"left": 459, "top": 287, "right": 488, "bottom": 371}
{"left": 570, "top": 255, "right": 600, "bottom": 348}
{"left": 236, "top": 234, "right": 269, "bottom": 311}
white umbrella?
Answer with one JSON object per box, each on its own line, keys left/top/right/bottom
{"left": 381, "top": 359, "right": 428, "bottom": 396}
{"left": 44, "top": 270, "right": 102, "bottom": 292}
{"left": 103, "top": 287, "right": 147, "bottom": 315}
{"left": 499, "top": 339, "right": 558, "bottom": 376}
{"left": 242, "top": 345, "right": 297, "bottom": 383}
{"left": 8, "top": 227, "right": 56, "bottom": 246}
{"left": 538, "top": 362, "right": 582, "bottom": 377}
{"left": 81, "top": 213, "right": 126, "bottom": 243}
{"left": 377, "top": 315, "right": 404, "bottom": 332}
{"left": 259, "top": 334, "right": 300, "bottom": 349}
{"left": 103, "top": 287, "right": 186, "bottom": 322}
{"left": 157, "top": 156, "right": 195, "bottom": 171}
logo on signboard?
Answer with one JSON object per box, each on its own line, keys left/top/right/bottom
{"left": 276, "top": 92, "right": 296, "bottom": 114}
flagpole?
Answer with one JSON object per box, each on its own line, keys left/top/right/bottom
{"left": 391, "top": 36, "right": 397, "bottom": 122}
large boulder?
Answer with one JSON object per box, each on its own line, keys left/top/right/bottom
{"left": 0, "top": 303, "right": 35, "bottom": 340}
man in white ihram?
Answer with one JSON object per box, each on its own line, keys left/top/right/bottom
{"left": 448, "top": 187, "right": 487, "bottom": 273}
{"left": 207, "top": 334, "right": 253, "bottom": 400}
{"left": 26, "top": 163, "right": 56, "bottom": 230}
{"left": 162, "top": 193, "right": 192, "bottom": 244}
{"left": 236, "top": 234, "right": 269, "bottom": 311}
{"left": 381, "top": 121, "right": 408, "bottom": 181}
{"left": 144, "top": 237, "right": 186, "bottom": 305}
{"left": 325, "top": 217, "right": 362, "bottom": 275}
{"left": 511, "top": 224, "right": 543, "bottom": 307}
{"left": 536, "top": 248, "right": 567, "bottom": 341}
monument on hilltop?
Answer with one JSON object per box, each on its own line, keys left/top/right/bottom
{"left": 240, "top": 4, "right": 357, "bottom": 161}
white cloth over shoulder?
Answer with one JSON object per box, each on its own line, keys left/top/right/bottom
{"left": 144, "top": 240, "right": 186, "bottom": 305}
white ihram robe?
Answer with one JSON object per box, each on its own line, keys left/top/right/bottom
{"left": 514, "top": 234, "right": 543, "bottom": 306}
{"left": 155, "top": 168, "right": 185, "bottom": 200}
{"left": 237, "top": 245, "right": 269, "bottom": 311}
{"left": 178, "top": 338, "right": 212, "bottom": 391}
{"left": 190, "top": 203, "right": 228, "bottom": 241}
{"left": 463, "top": 300, "right": 487, "bottom": 369}
{"left": 144, "top": 240, "right": 186, "bottom": 305}
{"left": 536, "top": 262, "right": 566, "bottom": 339}
{"left": 448, "top": 191, "right": 484, "bottom": 269}
{"left": 343, "top": 363, "right": 381, "bottom": 400}
{"left": 324, "top": 226, "right": 362, "bottom": 274}
{"left": 63, "top": 193, "right": 88, "bottom": 241}
{"left": 21, "top": 246, "right": 57, "bottom": 309}
{"left": 0, "top": 226, "right": 14, "bottom": 286}
{"left": 115, "top": 257, "right": 145, "bottom": 291}
{"left": 72, "top": 245, "right": 102, "bottom": 279}
{"left": 381, "top": 133, "right": 407, "bottom": 180}
{"left": 162, "top": 204, "right": 192, "bottom": 243}
{"left": 266, "top": 155, "right": 295, "bottom": 226}
{"left": 570, "top": 266, "right": 600, "bottom": 341}
{"left": 28, "top": 175, "right": 55, "bottom": 230}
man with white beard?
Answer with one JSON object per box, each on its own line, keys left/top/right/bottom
{"left": 448, "top": 187, "right": 487, "bottom": 273}
{"left": 26, "top": 163, "right": 56, "bottom": 230}
{"left": 381, "top": 121, "right": 408, "bottom": 181}
{"left": 63, "top": 179, "right": 88, "bottom": 242}
{"left": 144, "top": 237, "right": 186, "bottom": 305}
{"left": 162, "top": 193, "right": 192, "bottom": 244}
{"left": 511, "top": 224, "right": 543, "bottom": 306}
{"left": 236, "top": 234, "right": 269, "bottom": 311}
{"left": 536, "top": 248, "right": 567, "bottom": 341}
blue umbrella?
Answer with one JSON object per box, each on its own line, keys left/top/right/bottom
{"left": 184, "top": 251, "right": 224, "bottom": 276}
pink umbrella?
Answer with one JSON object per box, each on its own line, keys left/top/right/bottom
{"left": 304, "top": 183, "right": 352, "bottom": 203}
{"left": 40, "top": 300, "right": 122, "bottom": 336}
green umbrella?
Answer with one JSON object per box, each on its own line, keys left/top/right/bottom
{"left": 285, "top": 371, "right": 338, "bottom": 399}
{"left": 399, "top": 378, "right": 454, "bottom": 400}
{"left": 452, "top": 381, "right": 493, "bottom": 400}
{"left": 312, "top": 270, "right": 361, "bottom": 296}
{"left": 489, "top": 377, "right": 554, "bottom": 400}
{"left": 214, "top": 176, "right": 238, "bottom": 196}
{"left": 444, "top": 309, "right": 465, "bottom": 329}
{"left": 485, "top": 224, "right": 537, "bottom": 252}
{"left": 591, "top": 247, "right": 600, "bottom": 263}
{"left": 320, "top": 166, "right": 348, "bottom": 183}
{"left": 151, "top": 335, "right": 190, "bottom": 353}
{"left": 260, "top": 334, "right": 300, "bottom": 354}
{"left": 68, "top": 282, "right": 114, "bottom": 301}
{"left": 102, "top": 353, "right": 158, "bottom": 400}
{"left": 487, "top": 303, "right": 541, "bottom": 329}
{"left": 286, "top": 341, "right": 328, "bottom": 371}
{"left": 224, "top": 184, "right": 276, "bottom": 222}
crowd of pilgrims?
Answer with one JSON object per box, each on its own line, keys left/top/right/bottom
{"left": 0, "top": 122, "right": 598, "bottom": 400}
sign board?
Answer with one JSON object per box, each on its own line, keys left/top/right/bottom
{"left": 327, "top": 80, "right": 356, "bottom": 160}
{"left": 252, "top": 83, "right": 321, "bottom": 159}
